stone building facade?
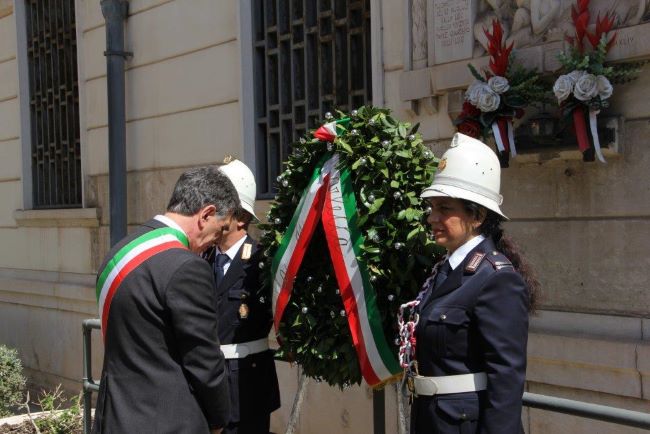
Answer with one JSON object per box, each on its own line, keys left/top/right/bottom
{"left": 0, "top": 0, "right": 647, "bottom": 433}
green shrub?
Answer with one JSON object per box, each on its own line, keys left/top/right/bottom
{"left": 33, "top": 386, "right": 82, "bottom": 434}
{"left": 0, "top": 344, "right": 26, "bottom": 417}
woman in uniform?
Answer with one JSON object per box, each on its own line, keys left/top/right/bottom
{"left": 408, "top": 133, "right": 540, "bottom": 434}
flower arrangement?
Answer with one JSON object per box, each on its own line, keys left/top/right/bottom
{"left": 553, "top": 0, "right": 643, "bottom": 162}
{"left": 455, "top": 20, "right": 546, "bottom": 167}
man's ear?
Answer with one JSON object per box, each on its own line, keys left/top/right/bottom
{"left": 199, "top": 205, "right": 217, "bottom": 226}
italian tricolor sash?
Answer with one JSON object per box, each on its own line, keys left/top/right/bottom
{"left": 271, "top": 153, "right": 401, "bottom": 386}
{"left": 96, "top": 227, "right": 189, "bottom": 338}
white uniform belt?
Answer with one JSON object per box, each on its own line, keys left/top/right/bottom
{"left": 413, "top": 372, "right": 487, "bottom": 396}
{"left": 220, "top": 338, "right": 269, "bottom": 359}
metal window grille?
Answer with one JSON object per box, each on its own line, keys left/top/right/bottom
{"left": 25, "top": 0, "right": 82, "bottom": 208}
{"left": 253, "top": 0, "right": 372, "bottom": 197}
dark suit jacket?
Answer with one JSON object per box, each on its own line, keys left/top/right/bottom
{"left": 412, "top": 238, "right": 529, "bottom": 434}
{"left": 92, "top": 219, "right": 230, "bottom": 434}
{"left": 205, "top": 236, "right": 280, "bottom": 425}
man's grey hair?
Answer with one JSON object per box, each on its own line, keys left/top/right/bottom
{"left": 166, "top": 166, "right": 239, "bottom": 217}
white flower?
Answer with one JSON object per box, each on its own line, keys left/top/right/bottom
{"left": 465, "top": 81, "right": 491, "bottom": 106}
{"left": 477, "top": 88, "right": 501, "bottom": 112}
{"left": 553, "top": 75, "right": 574, "bottom": 103}
{"left": 596, "top": 75, "right": 613, "bottom": 100}
{"left": 573, "top": 73, "right": 599, "bottom": 101}
{"left": 567, "top": 69, "right": 587, "bottom": 83}
{"left": 488, "top": 76, "right": 510, "bottom": 94}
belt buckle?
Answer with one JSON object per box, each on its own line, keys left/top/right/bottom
{"left": 429, "top": 379, "right": 438, "bottom": 396}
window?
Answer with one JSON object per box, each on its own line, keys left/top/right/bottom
{"left": 25, "top": 0, "right": 81, "bottom": 208}
{"left": 252, "top": 0, "right": 372, "bottom": 197}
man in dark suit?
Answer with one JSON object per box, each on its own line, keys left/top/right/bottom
{"left": 92, "top": 166, "right": 239, "bottom": 434}
{"left": 204, "top": 159, "right": 280, "bottom": 434}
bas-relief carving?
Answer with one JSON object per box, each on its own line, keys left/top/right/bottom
{"left": 412, "top": 0, "right": 428, "bottom": 68}
{"left": 506, "top": 0, "right": 648, "bottom": 50}
{"left": 430, "top": 0, "right": 650, "bottom": 60}
{"left": 404, "top": 0, "right": 650, "bottom": 110}
{"left": 0, "top": 0, "right": 13, "bottom": 19}
{"left": 473, "top": 0, "right": 514, "bottom": 55}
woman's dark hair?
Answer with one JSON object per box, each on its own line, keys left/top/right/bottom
{"left": 461, "top": 200, "right": 540, "bottom": 313}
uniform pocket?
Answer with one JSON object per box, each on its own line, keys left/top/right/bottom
{"left": 435, "top": 394, "right": 479, "bottom": 434}
{"left": 425, "top": 307, "right": 471, "bottom": 358}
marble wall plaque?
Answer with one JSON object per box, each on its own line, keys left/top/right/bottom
{"left": 433, "top": 0, "right": 475, "bottom": 64}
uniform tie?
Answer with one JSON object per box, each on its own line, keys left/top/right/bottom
{"left": 214, "top": 253, "right": 230, "bottom": 287}
{"left": 433, "top": 260, "right": 452, "bottom": 292}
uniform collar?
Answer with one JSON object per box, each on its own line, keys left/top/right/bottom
{"left": 448, "top": 234, "right": 486, "bottom": 270}
{"left": 218, "top": 233, "right": 248, "bottom": 261}
{"left": 153, "top": 214, "right": 188, "bottom": 238}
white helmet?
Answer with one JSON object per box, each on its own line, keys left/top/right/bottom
{"left": 421, "top": 133, "right": 508, "bottom": 219}
{"left": 219, "top": 158, "right": 258, "bottom": 220}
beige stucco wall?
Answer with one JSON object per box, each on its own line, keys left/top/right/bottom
{"left": 380, "top": 2, "right": 650, "bottom": 433}
{"left": 0, "top": 0, "right": 247, "bottom": 402}
{"left": 0, "top": 1, "right": 648, "bottom": 433}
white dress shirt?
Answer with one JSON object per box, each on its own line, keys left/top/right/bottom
{"left": 217, "top": 234, "right": 248, "bottom": 275}
{"left": 448, "top": 234, "right": 486, "bottom": 270}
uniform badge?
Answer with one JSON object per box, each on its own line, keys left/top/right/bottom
{"left": 464, "top": 252, "right": 485, "bottom": 273}
{"left": 241, "top": 243, "right": 252, "bottom": 260}
{"left": 437, "top": 158, "right": 447, "bottom": 172}
{"left": 239, "top": 303, "right": 249, "bottom": 319}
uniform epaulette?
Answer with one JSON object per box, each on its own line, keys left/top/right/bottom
{"left": 485, "top": 251, "right": 514, "bottom": 270}
{"left": 241, "top": 243, "right": 252, "bottom": 260}
{"left": 464, "top": 252, "right": 486, "bottom": 273}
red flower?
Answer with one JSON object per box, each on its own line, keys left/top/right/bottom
{"left": 457, "top": 120, "right": 481, "bottom": 138}
{"left": 484, "top": 20, "right": 513, "bottom": 77}
{"left": 570, "top": 0, "right": 590, "bottom": 53}
{"left": 568, "top": 0, "right": 617, "bottom": 54}
{"left": 587, "top": 12, "right": 617, "bottom": 51}
{"left": 460, "top": 101, "right": 481, "bottom": 118}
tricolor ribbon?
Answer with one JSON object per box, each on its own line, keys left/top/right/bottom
{"left": 313, "top": 118, "right": 351, "bottom": 142}
{"left": 572, "top": 106, "right": 592, "bottom": 159}
{"left": 271, "top": 153, "right": 401, "bottom": 387}
{"left": 572, "top": 106, "right": 605, "bottom": 163}
{"left": 491, "top": 117, "right": 516, "bottom": 167}
{"left": 96, "top": 227, "right": 189, "bottom": 339}
{"left": 589, "top": 109, "right": 606, "bottom": 163}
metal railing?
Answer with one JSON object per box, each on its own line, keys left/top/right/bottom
{"left": 82, "top": 319, "right": 101, "bottom": 434}
{"left": 82, "top": 318, "right": 650, "bottom": 433}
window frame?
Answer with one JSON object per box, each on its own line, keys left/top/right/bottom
{"left": 14, "top": 0, "right": 86, "bottom": 210}
{"left": 239, "top": 0, "right": 384, "bottom": 201}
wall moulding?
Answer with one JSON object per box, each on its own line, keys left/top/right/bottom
{"left": 13, "top": 208, "right": 101, "bottom": 228}
{"left": 511, "top": 116, "right": 624, "bottom": 165}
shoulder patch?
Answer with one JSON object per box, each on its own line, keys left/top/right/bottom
{"left": 464, "top": 252, "right": 486, "bottom": 273}
{"left": 241, "top": 243, "right": 252, "bottom": 260}
{"left": 485, "top": 251, "right": 514, "bottom": 270}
